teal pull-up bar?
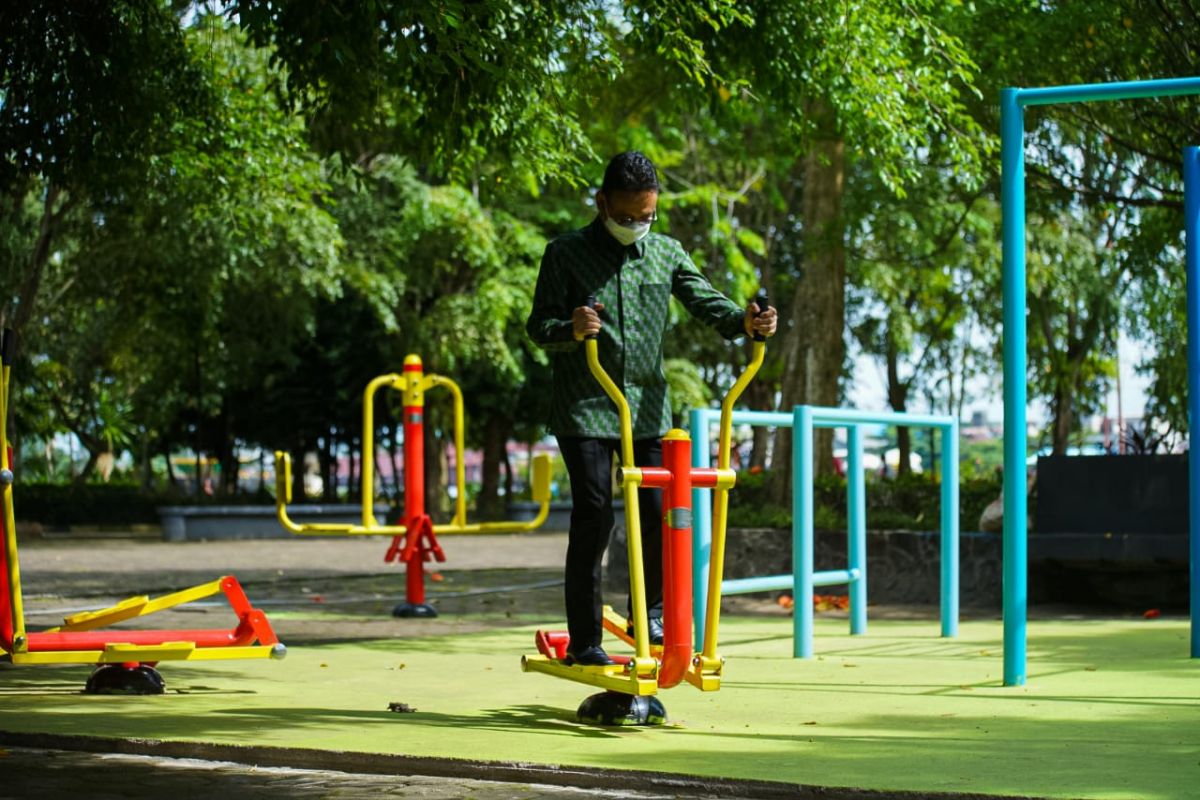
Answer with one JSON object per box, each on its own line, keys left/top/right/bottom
{"left": 1000, "top": 77, "right": 1200, "bottom": 687}
{"left": 689, "top": 405, "right": 959, "bottom": 659}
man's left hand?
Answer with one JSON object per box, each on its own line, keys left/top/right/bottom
{"left": 744, "top": 301, "right": 777, "bottom": 339}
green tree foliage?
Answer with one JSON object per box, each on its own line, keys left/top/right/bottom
{"left": 0, "top": 0, "right": 205, "bottom": 336}
{"left": 959, "top": 0, "right": 1200, "bottom": 440}
{"left": 6, "top": 0, "right": 1200, "bottom": 518}
{"left": 229, "top": 0, "right": 751, "bottom": 183}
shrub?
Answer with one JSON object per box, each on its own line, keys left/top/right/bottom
{"left": 726, "top": 469, "right": 1001, "bottom": 532}
{"left": 12, "top": 482, "right": 277, "bottom": 527}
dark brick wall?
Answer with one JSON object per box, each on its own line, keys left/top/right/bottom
{"left": 605, "top": 526, "right": 1003, "bottom": 608}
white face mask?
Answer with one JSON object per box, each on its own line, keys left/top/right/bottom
{"left": 604, "top": 216, "right": 652, "bottom": 246}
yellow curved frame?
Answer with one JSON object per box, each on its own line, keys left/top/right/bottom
{"left": 1, "top": 345, "right": 281, "bottom": 666}
{"left": 521, "top": 336, "right": 764, "bottom": 694}
{"left": 275, "top": 360, "right": 552, "bottom": 537}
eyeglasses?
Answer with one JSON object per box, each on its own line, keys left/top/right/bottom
{"left": 611, "top": 211, "right": 657, "bottom": 227}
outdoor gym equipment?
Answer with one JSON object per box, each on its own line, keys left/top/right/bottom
{"left": 0, "top": 330, "right": 285, "bottom": 694}
{"left": 689, "top": 405, "right": 959, "bottom": 658}
{"left": 999, "top": 77, "right": 1200, "bottom": 685}
{"left": 275, "top": 355, "right": 553, "bottom": 617}
{"left": 521, "top": 295, "right": 767, "bottom": 725}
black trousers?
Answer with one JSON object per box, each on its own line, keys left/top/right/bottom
{"left": 557, "top": 436, "right": 664, "bottom": 651}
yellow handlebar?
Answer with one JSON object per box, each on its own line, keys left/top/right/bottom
{"left": 703, "top": 339, "right": 766, "bottom": 660}
{"left": 584, "top": 338, "right": 635, "bottom": 467}
{"left": 583, "top": 333, "right": 766, "bottom": 669}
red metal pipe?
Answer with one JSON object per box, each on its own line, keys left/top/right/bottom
{"left": 402, "top": 393, "right": 428, "bottom": 605}
{"left": 1, "top": 446, "right": 15, "bottom": 650}
{"left": 657, "top": 430, "right": 693, "bottom": 688}
{"left": 689, "top": 468, "right": 725, "bottom": 488}
{"left": 23, "top": 628, "right": 256, "bottom": 652}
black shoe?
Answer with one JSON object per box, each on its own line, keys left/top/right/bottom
{"left": 564, "top": 645, "right": 616, "bottom": 667}
{"left": 625, "top": 617, "right": 665, "bottom": 646}
{"left": 648, "top": 617, "right": 664, "bottom": 645}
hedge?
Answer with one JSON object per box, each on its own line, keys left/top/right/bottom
{"left": 12, "top": 483, "right": 274, "bottom": 527}
{"left": 727, "top": 469, "right": 1001, "bottom": 532}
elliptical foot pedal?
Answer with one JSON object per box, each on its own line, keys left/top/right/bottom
{"left": 84, "top": 664, "right": 166, "bottom": 695}
{"left": 577, "top": 691, "right": 666, "bottom": 726}
{"left": 393, "top": 602, "right": 437, "bottom": 618}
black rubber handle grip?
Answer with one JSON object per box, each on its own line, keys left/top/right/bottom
{"left": 1, "top": 329, "right": 12, "bottom": 366}
{"left": 753, "top": 293, "right": 770, "bottom": 342}
{"left": 584, "top": 295, "right": 599, "bottom": 340}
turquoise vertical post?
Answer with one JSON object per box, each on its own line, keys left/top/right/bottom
{"left": 847, "top": 425, "right": 867, "bottom": 635}
{"left": 940, "top": 421, "right": 960, "bottom": 637}
{"left": 1000, "top": 87, "right": 1028, "bottom": 686}
{"left": 793, "top": 405, "right": 815, "bottom": 657}
{"left": 690, "top": 407, "right": 713, "bottom": 649}
{"left": 1185, "top": 146, "right": 1200, "bottom": 658}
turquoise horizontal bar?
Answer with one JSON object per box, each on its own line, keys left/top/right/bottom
{"left": 690, "top": 409, "right": 792, "bottom": 427}
{"left": 808, "top": 407, "right": 955, "bottom": 429}
{"left": 721, "top": 568, "right": 862, "bottom": 596}
{"left": 691, "top": 407, "right": 956, "bottom": 430}
{"left": 723, "top": 575, "right": 791, "bottom": 595}
{"left": 814, "top": 568, "right": 861, "bottom": 587}
{"left": 1016, "top": 76, "right": 1200, "bottom": 107}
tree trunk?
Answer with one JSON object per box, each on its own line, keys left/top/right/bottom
{"left": 502, "top": 445, "right": 513, "bottom": 500}
{"left": 348, "top": 435, "right": 359, "bottom": 502}
{"left": 771, "top": 100, "right": 846, "bottom": 500}
{"left": 424, "top": 421, "right": 446, "bottom": 523}
{"left": 74, "top": 449, "right": 101, "bottom": 485}
{"left": 291, "top": 445, "right": 307, "bottom": 501}
{"left": 218, "top": 413, "right": 237, "bottom": 495}
{"left": 140, "top": 435, "right": 153, "bottom": 491}
{"left": 163, "top": 441, "right": 180, "bottom": 492}
{"left": 477, "top": 417, "right": 506, "bottom": 521}
{"left": 747, "top": 378, "right": 772, "bottom": 470}
{"left": 72, "top": 432, "right": 108, "bottom": 485}
{"left": 1052, "top": 382, "right": 1073, "bottom": 455}
{"left": 387, "top": 422, "right": 401, "bottom": 501}
{"left": 886, "top": 331, "right": 911, "bottom": 478}
{"left": 6, "top": 184, "right": 69, "bottom": 339}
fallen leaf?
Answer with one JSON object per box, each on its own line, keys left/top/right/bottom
{"left": 388, "top": 702, "right": 417, "bottom": 713}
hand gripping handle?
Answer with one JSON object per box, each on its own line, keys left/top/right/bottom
{"left": 584, "top": 295, "right": 599, "bottom": 340}
{"left": 752, "top": 293, "right": 770, "bottom": 342}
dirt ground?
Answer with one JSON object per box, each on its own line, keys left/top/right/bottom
{"left": 14, "top": 532, "right": 834, "bottom": 645}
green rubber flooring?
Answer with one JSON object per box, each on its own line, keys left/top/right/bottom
{"left": 2, "top": 616, "right": 1197, "bottom": 799}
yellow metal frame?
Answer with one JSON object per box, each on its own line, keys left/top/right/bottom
{"left": 8, "top": 645, "right": 277, "bottom": 665}
{"left": 702, "top": 340, "right": 766, "bottom": 666}
{"left": 275, "top": 356, "right": 553, "bottom": 537}
{"left": 525, "top": 337, "right": 763, "bottom": 696}
{"left": 0, "top": 346, "right": 281, "bottom": 667}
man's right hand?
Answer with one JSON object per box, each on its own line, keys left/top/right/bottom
{"left": 572, "top": 302, "right": 604, "bottom": 341}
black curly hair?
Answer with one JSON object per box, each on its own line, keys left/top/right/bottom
{"left": 601, "top": 151, "right": 660, "bottom": 194}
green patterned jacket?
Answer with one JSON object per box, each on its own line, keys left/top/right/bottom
{"left": 526, "top": 218, "right": 746, "bottom": 439}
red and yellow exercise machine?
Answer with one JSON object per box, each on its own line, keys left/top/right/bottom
{"left": 275, "top": 355, "right": 552, "bottom": 616}
{"left": 521, "top": 296, "right": 767, "bottom": 725}
{"left": 0, "top": 330, "right": 285, "bottom": 694}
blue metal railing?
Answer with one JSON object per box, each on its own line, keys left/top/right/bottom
{"left": 690, "top": 405, "right": 959, "bottom": 659}
{"left": 1000, "top": 77, "right": 1200, "bottom": 685}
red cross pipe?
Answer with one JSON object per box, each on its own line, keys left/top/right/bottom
{"left": 630, "top": 429, "right": 730, "bottom": 689}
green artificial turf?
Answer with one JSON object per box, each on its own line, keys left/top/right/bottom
{"left": 2, "top": 616, "right": 1197, "bottom": 799}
